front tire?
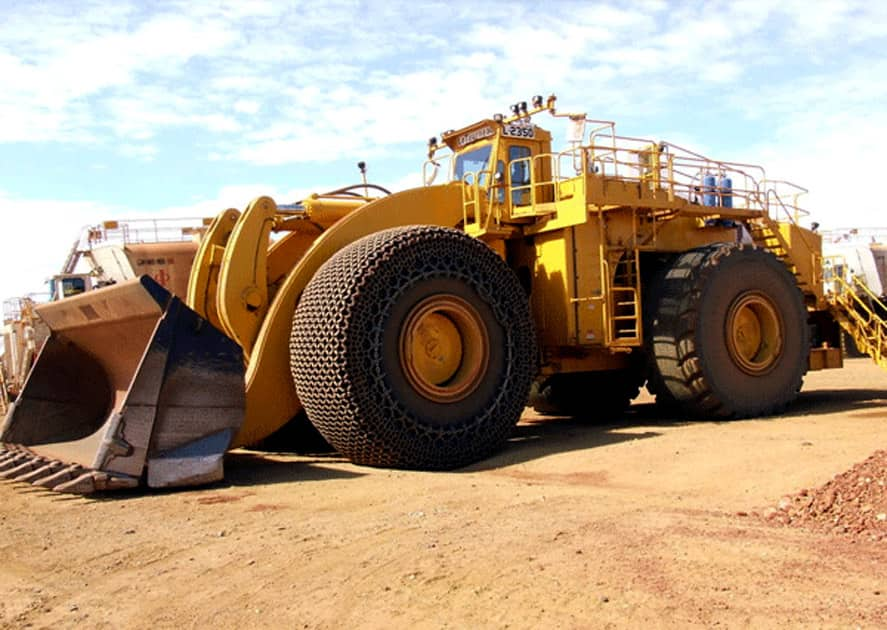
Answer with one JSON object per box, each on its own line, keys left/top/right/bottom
{"left": 290, "top": 226, "right": 536, "bottom": 469}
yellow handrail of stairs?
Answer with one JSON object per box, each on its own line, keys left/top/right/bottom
{"left": 825, "top": 268, "right": 887, "bottom": 370}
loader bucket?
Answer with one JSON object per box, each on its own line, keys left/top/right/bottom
{"left": 0, "top": 276, "right": 245, "bottom": 494}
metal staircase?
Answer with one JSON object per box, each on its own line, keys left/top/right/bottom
{"left": 747, "top": 215, "right": 812, "bottom": 291}
{"left": 826, "top": 273, "right": 887, "bottom": 370}
{"left": 747, "top": 202, "right": 886, "bottom": 371}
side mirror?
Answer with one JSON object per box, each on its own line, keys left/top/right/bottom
{"left": 424, "top": 162, "right": 440, "bottom": 186}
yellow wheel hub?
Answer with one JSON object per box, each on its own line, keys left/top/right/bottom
{"left": 726, "top": 292, "right": 783, "bottom": 375}
{"left": 400, "top": 295, "right": 489, "bottom": 403}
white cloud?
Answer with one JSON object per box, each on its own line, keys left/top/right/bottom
{"left": 3, "top": 0, "right": 886, "bottom": 159}
{"left": 383, "top": 170, "right": 424, "bottom": 193}
{"left": 0, "top": 192, "right": 115, "bottom": 299}
{"left": 0, "top": 1, "right": 238, "bottom": 144}
{"left": 233, "top": 100, "right": 262, "bottom": 115}
{"left": 734, "top": 56, "right": 887, "bottom": 229}
{"left": 119, "top": 143, "right": 159, "bottom": 160}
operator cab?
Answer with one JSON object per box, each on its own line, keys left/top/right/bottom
{"left": 430, "top": 97, "right": 555, "bottom": 222}
{"left": 47, "top": 274, "right": 91, "bottom": 301}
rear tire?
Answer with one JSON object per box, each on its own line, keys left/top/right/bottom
{"left": 647, "top": 244, "right": 808, "bottom": 418}
{"left": 642, "top": 260, "right": 681, "bottom": 411}
{"left": 290, "top": 226, "right": 536, "bottom": 469}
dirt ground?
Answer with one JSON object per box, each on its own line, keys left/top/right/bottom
{"left": 1, "top": 358, "right": 885, "bottom": 629}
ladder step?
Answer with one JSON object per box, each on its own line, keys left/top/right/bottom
{"left": 610, "top": 338, "right": 641, "bottom": 346}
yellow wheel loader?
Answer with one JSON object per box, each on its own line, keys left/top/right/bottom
{"left": 3, "top": 95, "right": 884, "bottom": 493}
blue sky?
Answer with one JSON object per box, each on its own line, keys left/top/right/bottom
{"left": 2, "top": 0, "right": 887, "bottom": 300}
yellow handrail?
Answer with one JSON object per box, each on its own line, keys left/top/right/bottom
{"left": 825, "top": 260, "right": 887, "bottom": 369}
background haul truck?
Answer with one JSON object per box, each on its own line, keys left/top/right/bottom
{"left": 1, "top": 95, "right": 884, "bottom": 494}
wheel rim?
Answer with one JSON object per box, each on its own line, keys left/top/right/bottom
{"left": 399, "top": 294, "right": 490, "bottom": 403}
{"left": 725, "top": 291, "right": 784, "bottom": 375}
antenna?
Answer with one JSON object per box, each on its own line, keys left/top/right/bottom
{"left": 358, "top": 161, "right": 368, "bottom": 198}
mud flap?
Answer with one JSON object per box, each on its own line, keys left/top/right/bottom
{"left": 0, "top": 276, "right": 244, "bottom": 494}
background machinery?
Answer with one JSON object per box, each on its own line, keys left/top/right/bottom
{"left": 58, "top": 217, "right": 207, "bottom": 297}
{"left": 0, "top": 218, "right": 206, "bottom": 417}
{"left": 2, "top": 95, "right": 884, "bottom": 493}
{"left": 0, "top": 296, "right": 47, "bottom": 415}
{"left": 821, "top": 228, "right": 887, "bottom": 362}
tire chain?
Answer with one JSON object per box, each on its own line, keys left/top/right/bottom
{"left": 290, "top": 226, "right": 536, "bottom": 469}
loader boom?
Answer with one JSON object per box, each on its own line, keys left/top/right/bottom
{"left": 216, "top": 196, "right": 277, "bottom": 356}
{"left": 186, "top": 208, "right": 240, "bottom": 334}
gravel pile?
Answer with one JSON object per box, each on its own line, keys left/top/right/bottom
{"left": 762, "top": 449, "right": 887, "bottom": 542}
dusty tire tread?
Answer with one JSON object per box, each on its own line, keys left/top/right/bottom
{"left": 647, "top": 243, "right": 808, "bottom": 418}
{"left": 289, "top": 226, "right": 536, "bottom": 470}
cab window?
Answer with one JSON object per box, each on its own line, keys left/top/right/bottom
{"left": 454, "top": 144, "right": 493, "bottom": 185}
{"left": 509, "top": 145, "right": 532, "bottom": 205}
{"left": 62, "top": 277, "right": 87, "bottom": 297}
{"left": 62, "top": 278, "right": 86, "bottom": 297}
{"left": 50, "top": 276, "right": 87, "bottom": 300}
